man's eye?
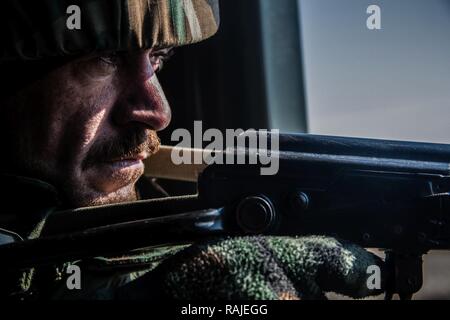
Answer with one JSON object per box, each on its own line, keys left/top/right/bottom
{"left": 99, "top": 53, "right": 120, "bottom": 67}
{"left": 75, "top": 53, "right": 119, "bottom": 79}
{"left": 150, "top": 55, "right": 162, "bottom": 72}
{"left": 150, "top": 49, "right": 174, "bottom": 72}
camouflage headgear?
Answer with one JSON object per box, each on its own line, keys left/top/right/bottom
{"left": 0, "top": 0, "right": 220, "bottom": 61}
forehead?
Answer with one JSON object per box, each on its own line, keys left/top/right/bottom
{"left": 0, "top": 0, "right": 220, "bottom": 62}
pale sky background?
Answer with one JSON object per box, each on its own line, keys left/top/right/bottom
{"left": 299, "top": 0, "right": 450, "bottom": 143}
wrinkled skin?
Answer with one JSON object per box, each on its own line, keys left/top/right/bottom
{"left": 0, "top": 50, "right": 172, "bottom": 207}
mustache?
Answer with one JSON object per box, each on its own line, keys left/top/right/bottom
{"left": 83, "top": 128, "right": 160, "bottom": 169}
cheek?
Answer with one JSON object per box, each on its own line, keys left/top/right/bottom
{"left": 51, "top": 79, "right": 118, "bottom": 171}
{"left": 81, "top": 108, "right": 108, "bottom": 149}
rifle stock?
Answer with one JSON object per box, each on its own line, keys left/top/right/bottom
{"left": 144, "top": 146, "right": 208, "bottom": 182}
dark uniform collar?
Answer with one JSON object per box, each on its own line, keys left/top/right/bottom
{"left": 0, "top": 174, "right": 60, "bottom": 237}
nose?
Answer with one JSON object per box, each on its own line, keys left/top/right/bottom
{"left": 113, "top": 52, "right": 172, "bottom": 131}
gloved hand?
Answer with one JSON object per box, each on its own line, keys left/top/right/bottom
{"left": 117, "top": 236, "right": 385, "bottom": 300}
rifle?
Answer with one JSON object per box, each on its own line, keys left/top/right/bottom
{"left": 0, "top": 132, "right": 449, "bottom": 299}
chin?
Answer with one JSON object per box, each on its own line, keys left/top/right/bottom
{"left": 65, "top": 182, "right": 139, "bottom": 208}
{"left": 94, "top": 187, "right": 138, "bottom": 206}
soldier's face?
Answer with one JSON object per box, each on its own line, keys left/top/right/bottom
{"left": 2, "top": 49, "right": 172, "bottom": 207}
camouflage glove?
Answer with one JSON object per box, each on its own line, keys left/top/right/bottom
{"left": 117, "top": 236, "right": 385, "bottom": 300}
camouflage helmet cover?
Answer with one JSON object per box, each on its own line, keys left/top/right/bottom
{"left": 0, "top": 0, "right": 220, "bottom": 61}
